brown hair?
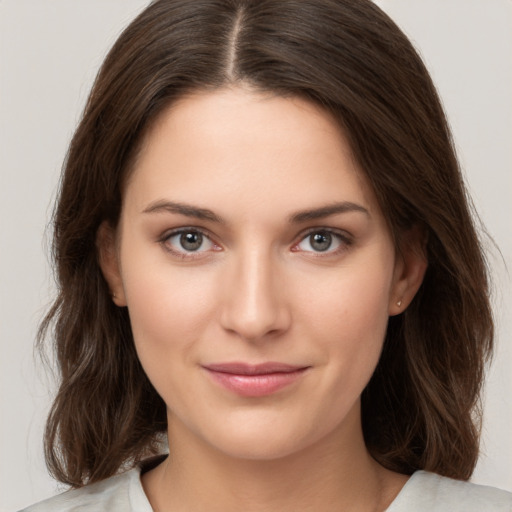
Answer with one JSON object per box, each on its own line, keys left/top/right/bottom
{"left": 40, "top": 0, "right": 493, "bottom": 487}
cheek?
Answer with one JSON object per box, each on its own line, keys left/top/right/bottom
{"left": 299, "top": 258, "right": 393, "bottom": 386}
{"left": 294, "top": 270, "right": 391, "bottom": 441}
{"left": 120, "top": 249, "right": 218, "bottom": 375}
{"left": 303, "top": 259, "right": 392, "bottom": 338}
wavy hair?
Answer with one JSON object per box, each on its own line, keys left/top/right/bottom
{"left": 39, "top": 0, "right": 493, "bottom": 487}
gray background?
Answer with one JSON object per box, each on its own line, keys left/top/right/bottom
{"left": 1, "top": 1, "right": 511, "bottom": 510}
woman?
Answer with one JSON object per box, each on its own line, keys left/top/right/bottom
{"left": 21, "top": 0, "right": 512, "bottom": 510}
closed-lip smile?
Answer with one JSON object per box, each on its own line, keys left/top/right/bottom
{"left": 202, "top": 362, "right": 310, "bottom": 397}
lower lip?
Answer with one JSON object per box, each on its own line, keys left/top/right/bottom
{"left": 204, "top": 368, "right": 308, "bottom": 397}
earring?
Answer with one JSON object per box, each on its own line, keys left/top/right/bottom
{"left": 112, "top": 292, "right": 117, "bottom": 299}
{"left": 396, "top": 300, "right": 402, "bottom": 307}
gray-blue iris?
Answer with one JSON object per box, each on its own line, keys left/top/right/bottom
{"left": 181, "top": 232, "right": 203, "bottom": 251}
{"left": 310, "top": 232, "right": 332, "bottom": 252}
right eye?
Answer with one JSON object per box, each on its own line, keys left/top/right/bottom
{"left": 161, "top": 228, "right": 220, "bottom": 258}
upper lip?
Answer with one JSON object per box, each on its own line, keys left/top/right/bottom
{"left": 203, "top": 362, "right": 308, "bottom": 375}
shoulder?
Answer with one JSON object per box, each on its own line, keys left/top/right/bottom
{"left": 18, "top": 466, "right": 152, "bottom": 512}
{"left": 388, "top": 471, "right": 512, "bottom": 512}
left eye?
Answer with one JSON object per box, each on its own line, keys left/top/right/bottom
{"left": 295, "top": 230, "right": 346, "bottom": 253}
{"left": 164, "top": 230, "right": 216, "bottom": 254}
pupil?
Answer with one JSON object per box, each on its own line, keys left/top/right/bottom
{"left": 180, "top": 232, "right": 203, "bottom": 251}
{"left": 311, "top": 232, "right": 331, "bottom": 252}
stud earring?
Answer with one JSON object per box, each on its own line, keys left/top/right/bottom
{"left": 396, "top": 300, "right": 402, "bottom": 307}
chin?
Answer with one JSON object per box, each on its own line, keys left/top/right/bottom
{"left": 212, "top": 433, "right": 309, "bottom": 462}
{"left": 195, "top": 412, "right": 340, "bottom": 463}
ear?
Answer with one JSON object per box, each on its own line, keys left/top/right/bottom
{"left": 96, "top": 221, "right": 127, "bottom": 307}
{"left": 388, "top": 226, "right": 428, "bottom": 316}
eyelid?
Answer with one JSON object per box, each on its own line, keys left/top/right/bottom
{"left": 157, "top": 225, "right": 353, "bottom": 259}
{"left": 291, "top": 227, "right": 353, "bottom": 254}
{"left": 158, "top": 226, "right": 221, "bottom": 258}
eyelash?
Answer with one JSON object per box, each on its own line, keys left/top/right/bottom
{"left": 158, "top": 227, "right": 220, "bottom": 260}
{"left": 158, "top": 227, "right": 353, "bottom": 260}
{"left": 291, "top": 228, "right": 353, "bottom": 257}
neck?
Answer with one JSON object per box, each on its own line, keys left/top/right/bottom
{"left": 142, "top": 407, "right": 407, "bottom": 512}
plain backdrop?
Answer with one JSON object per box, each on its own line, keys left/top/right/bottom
{"left": 1, "top": 1, "right": 511, "bottom": 510}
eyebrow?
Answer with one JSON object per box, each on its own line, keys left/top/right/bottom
{"left": 142, "top": 199, "right": 369, "bottom": 224}
{"left": 142, "top": 200, "right": 226, "bottom": 224}
{"left": 288, "top": 202, "right": 370, "bottom": 223}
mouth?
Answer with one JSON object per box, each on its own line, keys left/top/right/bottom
{"left": 202, "top": 362, "right": 310, "bottom": 397}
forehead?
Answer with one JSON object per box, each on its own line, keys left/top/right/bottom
{"left": 124, "top": 87, "right": 380, "bottom": 220}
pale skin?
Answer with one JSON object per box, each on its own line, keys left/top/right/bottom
{"left": 99, "top": 86, "right": 427, "bottom": 511}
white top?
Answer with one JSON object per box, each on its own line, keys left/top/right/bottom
{"left": 20, "top": 464, "right": 512, "bottom": 512}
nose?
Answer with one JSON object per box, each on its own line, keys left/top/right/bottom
{"left": 219, "top": 247, "right": 291, "bottom": 342}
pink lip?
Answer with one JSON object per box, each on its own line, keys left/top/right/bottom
{"left": 202, "top": 362, "right": 309, "bottom": 397}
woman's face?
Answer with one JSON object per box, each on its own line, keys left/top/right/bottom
{"left": 101, "top": 87, "right": 423, "bottom": 460}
